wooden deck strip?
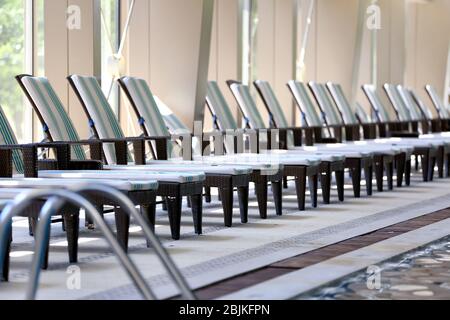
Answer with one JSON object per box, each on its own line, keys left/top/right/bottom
{"left": 194, "top": 208, "right": 450, "bottom": 299}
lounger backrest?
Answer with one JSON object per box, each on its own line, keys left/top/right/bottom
{"left": 326, "top": 83, "right": 359, "bottom": 125}
{"left": 362, "top": 84, "right": 394, "bottom": 123}
{"left": 0, "top": 106, "right": 25, "bottom": 174}
{"left": 425, "top": 85, "right": 449, "bottom": 119}
{"left": 355, "top": 103, "right": 372, "bottom": 124}
{"left": 229, "top": 83, "right": 266, "bottom": 129}
{"left": 409, "top": 89, "right": 434, "bottom": 120}
{"left": 119, "top": 76, "right": 176, "bottom": 157}
{"left": 383, "top": 84, "right": 416, "bottom": 122}
{"left": 253, "top": 80, "right": 294, "bottom": 146}
{"left": 206, "top": 81, "right": 239, "bottom": 130}
{"left": 253, "top": 80, "right": 290, "bottom": 128}
{"left": 396, "top": 85, "right": 428, "bottom": 121}
{"left": 287, "top": 80, "right": 323, "bottom": 127}
{"left": 69, "top": 75, "right": 132, "bottom": 164}
{"left": 308, "top": 82, "right": 343, "bottom": 126}
{"left": 19, "top": 76, "right": 86, "bottom": 160}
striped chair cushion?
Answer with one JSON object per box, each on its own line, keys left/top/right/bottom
{"left": 20, "top": 76, "right": 86, "bottom": 160}
{"left": 426, "top": 85, "right": 449, "bottom": 119}
{"left": 70, "top": 75, "right": 132, "bottom": 164}
{"left": 39, "top": 170, "right": 206, "bottom": 183}
{"left": 254, "top": 80, "right": 294, "bottom": 146}
{"left": 287, "top": 81, "right": 323, "bottom": 127}
{"left": 206, "top": 81, "right": 239, "bottom": 130}
{"left": 229, "top": 83, "right": 266, "bottom": 129}
{"left": 0, "top": 106, "right": 25, "bottom": 174}
{"left": 121, "top": 77, "right": 175, "bottom": 157}
{"left": 384, "top": 84, "right": 414, "bottom": 121}
{"left": 309, "top": 82, "right": 343, "bottom": 126}
{"left": 355, "top": 103, "right": 372, "bottom": 124}
{"left": 152, "top": 96, "right": 203, "bottom": 155}
{"left": 362, "top": 85, "right": 394, "bottom": 123}
{"left": 327, "top": 83, "right": 359, "bottom": 125}
{"left": 0, "top": 177, "right": 159, "bottom": 192}
{"left": 396, "top": 86, "right": 426, "bottom": 121}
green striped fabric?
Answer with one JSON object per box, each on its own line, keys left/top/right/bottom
{"left": 355, "top": 103, "right": 372, "bottom": 123}
{"left": 426, "top": 85, "right": 449, "bottom": 119}
{"left": 287, "top": 81, "right": 323, "bottom": 127}
{"left": 308, "top": 82, "right": 343, "bottom": 126}
{"left": 383, "top": 84, "right": 413, "bottom": 121}
{"left": 21, "top": 76, "right": 86, "bottom": 160}
{"left": 70, "top": 75, "right": 132, "bottom": 164}
{"left": 121, "top": 77, "right": 174, "bottom": 157}
{"left": 229, "top": 83, "right": 266, "bottom": 129}
{"left": 206, "top": 81, "right": 239, "bottom": 130}
{"left": 0, "top": 106, "right": 25, "bottom": 174}
{"left": 254, "top": 80, "right": 293, "bottom": 146}
{"left": 362, "top": 84, "right": 394, "bottom": 122}
{"left": 396, "top": 85, "right": 424, "bottom": 121}
{"left": 327, "top": 83, "right": 359, "bottom": 125}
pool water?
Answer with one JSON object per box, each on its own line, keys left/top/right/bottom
{"left": 299, "top": 237, "right": 450, "bottom": 300}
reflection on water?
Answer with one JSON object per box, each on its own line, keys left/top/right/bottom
{"left": 300, "top": 237, "right": 450, "bottom": 300}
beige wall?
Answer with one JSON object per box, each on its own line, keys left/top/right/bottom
{"left": 405, "top": 0, "right": 450, "bottom": 115}
{"left": 40, "top": 0, "right": 450, "bottom": 140}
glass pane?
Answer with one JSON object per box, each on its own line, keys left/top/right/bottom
{"left": 101, "top": 0, "right": 119, "bottom": 115}
{"left": 0, "top": 0, "right": 29, "bottom": 142}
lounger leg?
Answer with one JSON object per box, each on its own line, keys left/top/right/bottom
{"left": 237, "top": 186, "right": 249, "bottom": 223}
{"left": 204, "top": 187, "right": 212, "bottom": 203}
{"left": 255, "top": 182, "right": 268, "bottom": 219}
{"left": 308, "top": 174, "right": 318, "bottom": 208}
{"left": 63, "top": 209, "right": 80, "bottom": 264}
{"left": 386, "top": 161, "right": 394, "bottom": 190}
{"left": 415, "top": 155, "right": 419, "bottom": 171}
{"left": 162, "top": 197, "right": 168, "bottom": 211}
{"left": 186, "top": 196, "right": 192, "bottom": 208}
{"left": 167, "top": 196, "right": 182, "bottom": 240}
{"left": 447, "top": 153, "right": 450, "bottom": 177}
{"left": 364, "top": 164, "right": 373, "bottom": 196}
{"left": 141, "top": 204, "right": 156, "bottom": 248}
{"left": 395, "top": 153, "right": 405, "bottom": 188}
{"left": 429, "top": 156, "right": 436, "bottom": 181}
{"left": 190, "top": 194, "right": 203, "bottom": 235}
{"left": 114, "top": 208, "right": 130, "bottom": 251}
{"left": 85, "top": 212, "right": 95, "bottom": 230}
{"left": 30, "top": 217, "right": 50, "bottom": 270}
{"left": 219, "top": 187, "right": 234, "bottom": 227}
{"left": 271, "top": 181, "right": 283, "bottom": 216}
{"left": 320, "top": 163, "right": 331, "bottom": 204}
{"left": 405, "top": 159, "right": 411, "bottom": 186}
{"left": 335, "top": 170, "right": 345, "bottom": 202}
{"left": 1, "top": 226, "right": 12, "bottom": 282}
{"left": 283, "top": 177, "right": 288, "bottom": 189}
{"left": 351, "top": 162, "right": 362, "bottom": 198}
{"left": 421, "top": 152, "right": 430, "bottom": 182}
{"left": 295, "top": 171, "right": 307, "bottom": 211}
{"left": 374, "top": 156, "right": 384, "bottom": 192}
{"left": 437, "top": 147, "right": 444, "bottom": 178}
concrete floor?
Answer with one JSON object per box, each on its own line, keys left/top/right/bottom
{"left": 2, "top": 173, "right": 450, "bottom": 300}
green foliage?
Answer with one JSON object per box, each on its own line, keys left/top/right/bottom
{"left": 0, "top": 0, "right": 26, "bottom": 139}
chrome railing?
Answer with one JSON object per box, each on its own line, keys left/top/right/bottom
{"left": 0, "top": 184, "right": 195, "bottom": 300}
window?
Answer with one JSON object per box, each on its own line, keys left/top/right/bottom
{"left": 0, "top": 0, "right": 33, "bottom": 142}
{"left": 100, "top": 0, "right": 120, "bottom": 115}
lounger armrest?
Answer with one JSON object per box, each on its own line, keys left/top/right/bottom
{"left": 0, "top": 148, "right": 13, "bottom": 177}
{"left": 2, "top": 143, "right": 73, "bottom": 177}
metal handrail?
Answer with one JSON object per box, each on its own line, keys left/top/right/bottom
{"left": 70, "top": 184, "right": 195, "bottom": 300}
{"left": 0, "top": 188, "right": 155, "bottom": 300}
